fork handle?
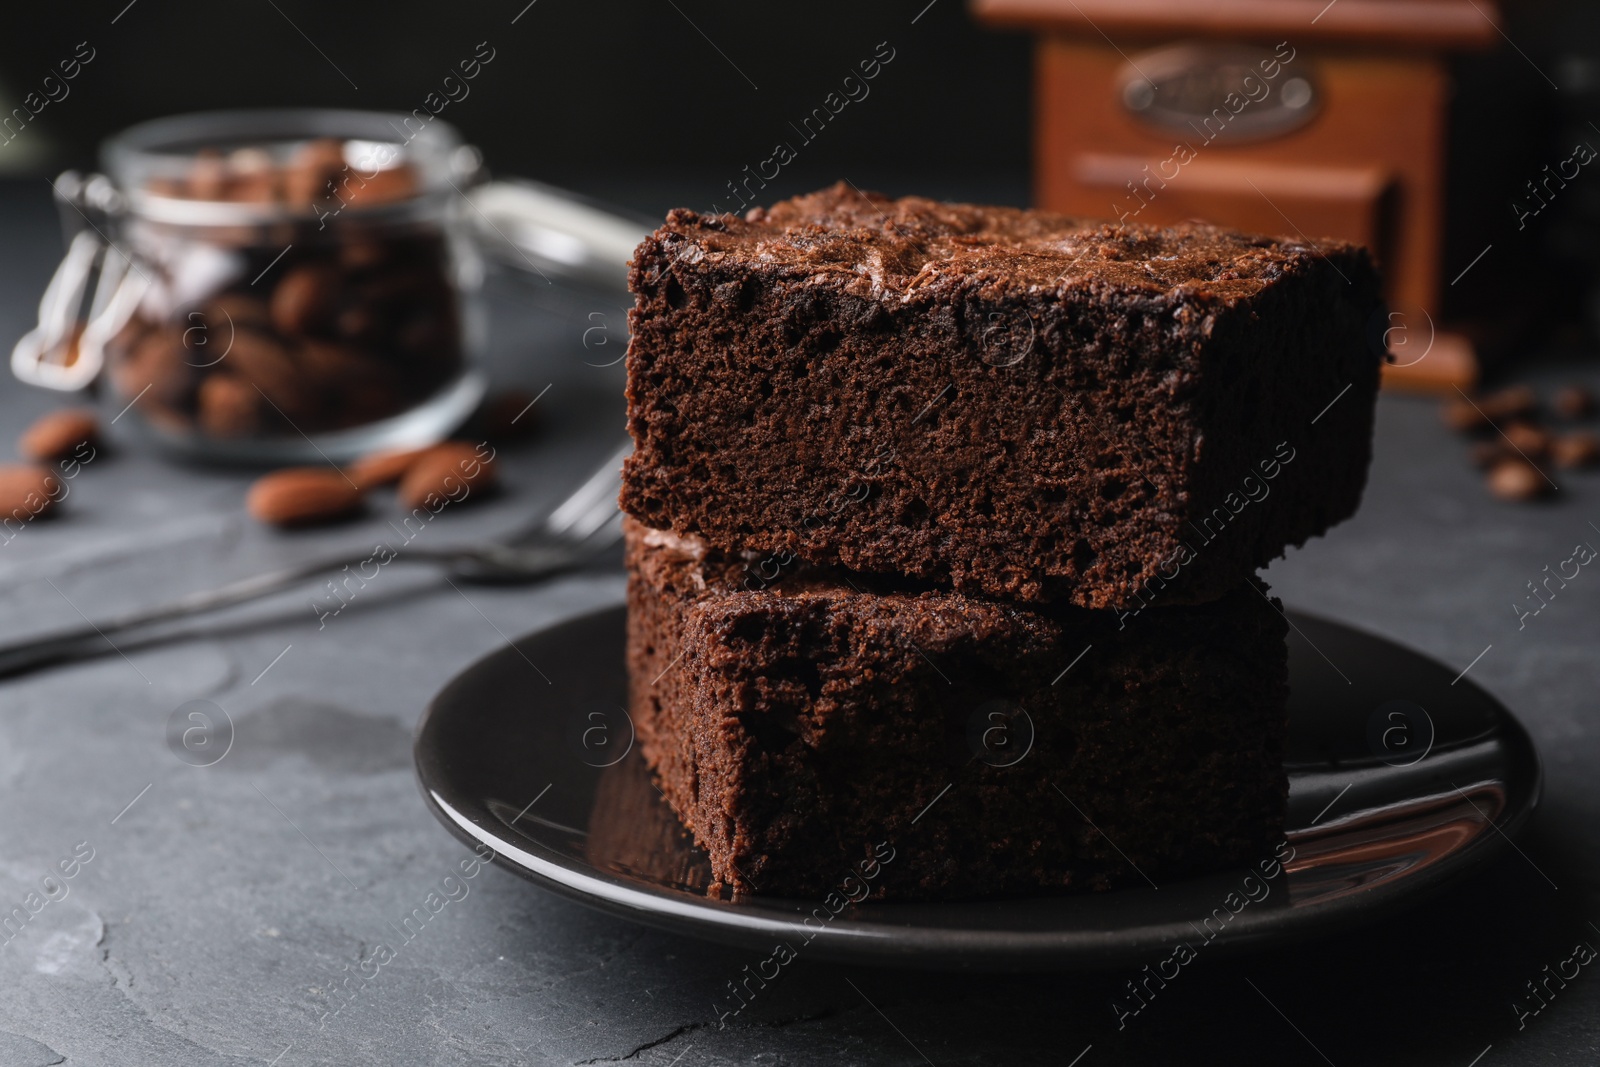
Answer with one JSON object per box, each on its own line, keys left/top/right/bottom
{"left": 0, "top": 546, "right": 438, "bottom": 679}
{"left": 0, "top": 538, "right": 603, "bottom": 680}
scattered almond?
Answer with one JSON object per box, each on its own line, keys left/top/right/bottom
{"left": 1552, "top": 384, "right": 1596, "bottom": 421}
{"left": 19, "top": 408, "right": 98, "bottom": 462}
{"left": 1552, "top": 431, "right": 1600, "bottom": 470}
{"left": 0, "top": 465, "right": 62, "bottom": 521}
{"left": 1479, "top": 385, "right": 1538, "bottom": 422}
{"left": 397, "top": 442, "right": 497, "bottom": 511}
{"left": 246, "top": 468, "right": 365, "bottom": 527}
{"left": 345, "top": 446, "right": 431, "bottom": 489}
{"left": 1486, "top": 458, "right": 1550, "bottom": 501}
{"left": 1440, "top": 399, "right": 1487, "bottom": 433}
{"left": 1501, "top": 421, "right": 1550, "bottom": 460}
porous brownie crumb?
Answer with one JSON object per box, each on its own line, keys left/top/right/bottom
{"left": 624, "top": 518, "right": 1289, "bottom": 899}
{"left": 622, "top": 183, "right": 1383, "bottom": 608}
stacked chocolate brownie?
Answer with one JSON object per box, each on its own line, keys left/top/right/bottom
{"left": 620, "top": 183, "right": 1383, "bottom": 899}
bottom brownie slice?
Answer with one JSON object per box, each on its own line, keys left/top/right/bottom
{"left": 624, "top": 519, "right": 1288, "bottom": 900}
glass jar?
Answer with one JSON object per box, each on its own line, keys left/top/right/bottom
{"left": 15, "top": 109, "right": 488, "bottom": 464}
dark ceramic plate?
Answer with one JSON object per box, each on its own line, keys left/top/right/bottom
{"left": 414, "top": 602, "right": 1541, "bottom": 971}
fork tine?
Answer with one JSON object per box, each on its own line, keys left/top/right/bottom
{"left": 568, "top": 490, "right": 621, "bottom": 539}
{"left": 545, "top": 442, "right": 631, "bottom": 537}
{"left": 580, "top": 510, "right": 625, "bottom": 547}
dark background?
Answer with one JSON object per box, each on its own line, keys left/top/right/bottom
{"left": 3, "top": 0, "right": 1599, "bottom": 339}
{"left": 0, "top": 0, "right": 1034, "bottom": 210}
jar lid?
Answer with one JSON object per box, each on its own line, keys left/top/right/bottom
{"left": 103, "top": 108, "right": 478, "bottom": 226}
{"left": 465, "top": 179, "right": 654, "bottom": 293}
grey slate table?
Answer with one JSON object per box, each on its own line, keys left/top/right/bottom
{"left": 0, "top": 177, "right": 1594, "bottom": 1067}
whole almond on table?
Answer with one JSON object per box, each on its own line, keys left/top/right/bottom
{"left": 1501, "top": 421, "right": 1551, "bottom": 460}
{"left": 0, "top": 466, "right": 62, "bottom": 521}
{"left": 247, "top": 468, "right": 365, "bottom": 527}
{"left": 1552, "top": 384, "right": 1596, "bottom": 421}
{"left": 397, "top": 442, "right": 497, "bottom": 511}
{"left": 345, "top": 446, "right": 431, "bottom": 489}
{"left": 1479, "top": 384, "right": 1538, "bottom": 422}
{"left": 1486, "top": 458, "right": 1551, "bottom": 502}
{"left": 1552, "top": 431, "right": 1600, "bottom": 470}
{"left": 1439, "top": 398, "right": 1487, "bottom": 433}
{"left": 19, "top": 408, "right": 98, "bottom": 461}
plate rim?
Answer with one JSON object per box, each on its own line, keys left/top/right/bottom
{"left": 414, "top": 601, "right": 1543, "bottom": 971}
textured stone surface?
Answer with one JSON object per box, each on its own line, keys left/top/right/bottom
{"left": 0, "top": 178, "right": 1595, "bottom": 1065}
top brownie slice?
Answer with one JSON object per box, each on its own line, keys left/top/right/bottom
{"left": 622, "top": 183, "right": 1382, "bottom": 608}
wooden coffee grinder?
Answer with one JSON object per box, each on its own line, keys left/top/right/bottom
{"left": 971, "top": 0, "right": 1502, "bottom": 391}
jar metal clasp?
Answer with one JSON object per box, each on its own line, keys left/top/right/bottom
{"left": 10, "top": 172, "right": 145, "bottom": 393}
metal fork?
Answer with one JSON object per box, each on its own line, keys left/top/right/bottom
{"left": 0, "top": 442, "right": 632, "bottom": 679}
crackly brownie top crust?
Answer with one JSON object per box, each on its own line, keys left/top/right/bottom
{"left": 650, "top": 181, "right": 1357, "bottom": 304}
